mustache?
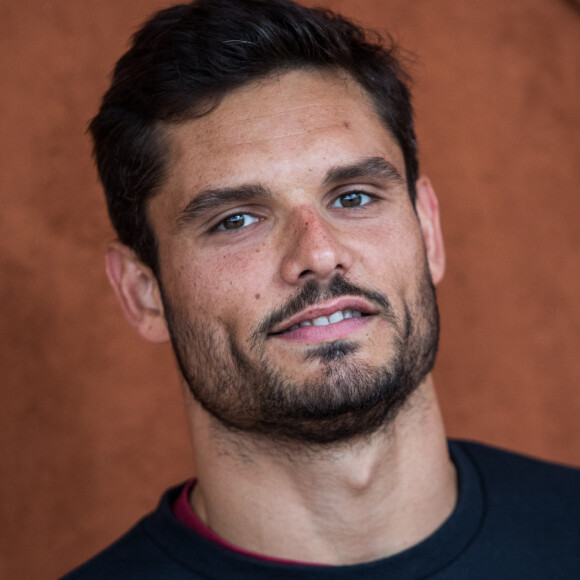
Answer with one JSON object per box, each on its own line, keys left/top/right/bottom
{"left": 254, "top": 274, "right": 394, "bottom": 338}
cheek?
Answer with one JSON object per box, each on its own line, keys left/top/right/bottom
{"left": 353, "top": 218, "right": 426, "bottom": 294}
{"left": 213, "top": 245, "right": 273, "bottom": 296}
{"left": 165, "top": 245, "right": 274, "bottom": 329}
{"left": 353, "top": 213, "right": 422, "bottom": 265}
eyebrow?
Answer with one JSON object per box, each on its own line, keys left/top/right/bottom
{"left": 175, "top": 156, "right": 405, "bottom": 230}
{"left": 323, "top": 156, "right": 406, "bottom": 187}
{"left": 176, "top": 183, "right": 271, "bottom": 231}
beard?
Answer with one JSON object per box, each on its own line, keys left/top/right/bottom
{"left": 161, "top": 261, "right": 439, "bottom": 445}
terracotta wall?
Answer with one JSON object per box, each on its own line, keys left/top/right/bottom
{"left": 1, "top": 0, "right": 579, "bottom": 577}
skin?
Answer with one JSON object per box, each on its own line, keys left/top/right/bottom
{"left": 106, "top": 69, "right": 455, "bottom": 565}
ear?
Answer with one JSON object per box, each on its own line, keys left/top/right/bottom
{"left": 105, "top": 241, "right": 170, "bottom": 343}
{"left": 414, "top": 176, "right": 445, "bottom": 286}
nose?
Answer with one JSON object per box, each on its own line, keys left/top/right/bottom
{"left": 279, "top": 205, "right": 354, "bottom": 286}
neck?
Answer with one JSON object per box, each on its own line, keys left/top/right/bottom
{"left": 185, "top": 376, "right": 456, "bottom": 566}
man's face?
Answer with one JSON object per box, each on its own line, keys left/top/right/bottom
{"left": 147, "top": 69, "right": 441, "bottom": 444}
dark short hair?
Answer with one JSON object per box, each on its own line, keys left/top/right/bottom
{"left": 90, "top": 0, "right": 418, "bottom": 275}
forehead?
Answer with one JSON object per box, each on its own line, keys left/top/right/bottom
{"left": 153, "top": 69, "right": 405, "bottom": 218}
{"left": 187, "top": 70, "right": 375, "bottom": 140}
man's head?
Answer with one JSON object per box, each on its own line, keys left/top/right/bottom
{"left": 90, "top": 0, "right": 418, "bottom": 276}
{"left": 95, "top": 0, "right": 445, "bottom": 445}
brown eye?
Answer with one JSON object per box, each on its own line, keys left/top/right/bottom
{"left": 332, "top": 191, "right": 372, "bottom": 208}
{"left": 218, "top": 213, "right": 259, "bottom": 231}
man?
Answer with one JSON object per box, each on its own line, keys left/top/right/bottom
{"left": 64, "top": 0, "right": 580, "bottom": 577}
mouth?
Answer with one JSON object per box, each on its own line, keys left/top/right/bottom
{"left": 269, "top": 297, "right": 376, "bottom": 338}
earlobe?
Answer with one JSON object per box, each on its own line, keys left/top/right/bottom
{"left": 414, "top": 176, "right": 445, "bottom": 286}
{"left": 105, "top": 241, "right": 170, "bottom": 343}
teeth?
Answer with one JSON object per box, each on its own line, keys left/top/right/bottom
{"left": 328, "top": 311, "right": 345, "bottom": 324}
{"left": 286, "top": 309, "right": 363, "bottom": 332}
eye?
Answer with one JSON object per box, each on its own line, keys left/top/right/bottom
{"left": 215, "top": 212, "right": 260, "bottom": 231}
{"left": 332, "top": 191, "right": 373, "bottom": 208}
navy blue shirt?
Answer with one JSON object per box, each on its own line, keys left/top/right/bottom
{"left": 62, "top": 440, "right": 580, "bottom": 579}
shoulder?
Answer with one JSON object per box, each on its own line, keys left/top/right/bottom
{"left": 61, "top": 522, "right": 177, "bottom": 580}
{"left": 446, "top": 440, "right": 580, "bottom": 577}
{"left": 61, "top": 484, "right": 202, "bottom": 580}
{"left": 453, "top": 439, "right": 580, "bottom": 489}
{"left": 452, "top": 439, "right": 580, "bottom": 528}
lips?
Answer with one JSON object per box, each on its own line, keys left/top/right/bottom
{"left": 269, "top": 297, "right": 376, "bottom": 336}
{"left": 285, "top": 308, "right": 363, "bottom": 332}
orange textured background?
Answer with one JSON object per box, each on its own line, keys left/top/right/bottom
{"left": 1, "top": 0, "right": 579, "bottom": 577}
